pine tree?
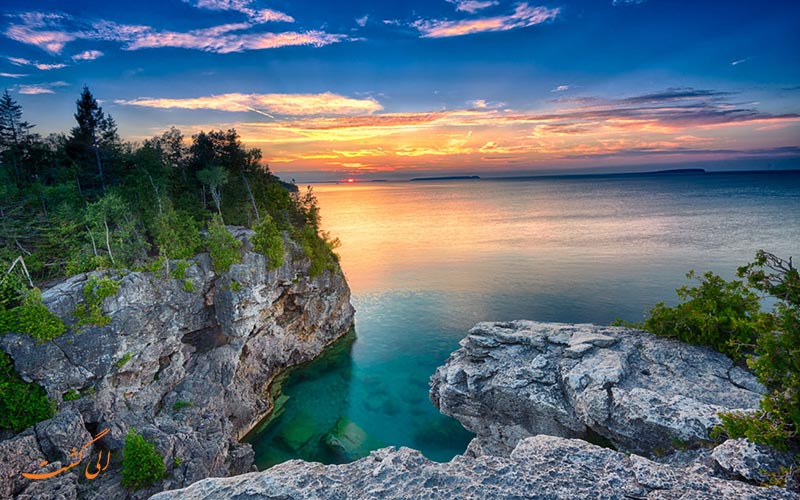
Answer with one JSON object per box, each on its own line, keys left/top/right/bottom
{"left": 68, "top": 86, "right": 118, "bottom": 190}
{"left": 0, "top": 90, "right": 34, "bottom": 185}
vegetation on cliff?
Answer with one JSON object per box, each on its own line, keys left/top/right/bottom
{"left": 0, "top": 86, "right": 341, "bottom": 431}
{"left": 620, "top": 251, "right": 799, "bottom": 475}
{"left": 121, "top": 428, "right": 166, "bottom": 490}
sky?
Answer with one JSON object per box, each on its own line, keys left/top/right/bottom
{"left": 1, "top": 0, "right": 799, "bottom": 181}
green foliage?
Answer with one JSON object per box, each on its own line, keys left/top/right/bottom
{"left": 713, "top": 410, "right": 792, "bottom": 451}
{"left": 173, "top": 457, "right": 182, "bottom": 467}
{"left": 639, "top": 251, "right": 799, "bottom": 453}
{"left": 0, "top": 286, "right": 66, "bottom": 340}
{"left": 206, "top": 214, "right": 241, "bottom": 273}
{"left": 116, "top": 352, "right": 133, "bottom": 369}
{"left": 252, "top": 215, "right": 285, "bottom": 269}
{"left": 639, "top": 270, "right": 766, "bottom": 361}
{"left": 63, "top": 388, "right": 81, "bottom": 401}
{"left": 121, "top": 428, "right": 166, "bottom": 490}
{"left": 75, "top": 275, "right": 120, "bottom": 326}
{"left": 229, "top": 281, "right": 241, "bottom": 292}
{"left": 0, "top": 351, "right": 54, "bottom": 431}
{"left": 172, "top": 400, "right": 193, "bottom": 411}
{"left": 170, "top": 260, "right": 190, "bottom": 280}
{"left": 152, "top": 207, "right": 201, "bottom": 260}
{"left": 294, "top": 225, "right": 341, "bottom": 279}
{"left": 183, "top": 279, "right": 195, "bottom": 293}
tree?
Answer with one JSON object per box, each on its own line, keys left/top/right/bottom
{"left": 67, "top": 86, "right": 118, "bottom": 191}
{"left": 0, "top": 90, "right": 34, "bottom": 185}
{"left": 197, "top": 166, "right": 228, "bottom": 217}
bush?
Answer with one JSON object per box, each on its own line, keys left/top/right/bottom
{"left": 294, "top": 225, "right": 340, "bottom": 279}
{"left": 75, "top": 275, "right": 121, "bottom": 326}
{"left": 206, "top": 214, "right": 241, "bottom": 273}
{"left": 252, "top": 215, "right": 284, "bottom": 269}
{"left": 635, "top": 251, "right": 799, "bottom": 454}
{"left": 0, "top": 286, "right": 66, "bottom": 341}
{"left": 121, "top": 428, "right": 166, "bottom": 490}
{"left": 639, "top": 270, "right": 767, "bottom": 361}
{"left": 0, "top": 351, "right": 54, "bottom": 431}
{"left": 170, "top": 260, "right": 190, "bottom": 280}
{"left": 153, "top": 208, "right": 201, "bottom": 260}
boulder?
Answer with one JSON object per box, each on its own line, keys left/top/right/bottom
{"left": 430, "top": 320, "right": 764, "bottom": 457}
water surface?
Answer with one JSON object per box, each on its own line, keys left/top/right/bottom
{"left": 247, "top": 171, "right": 800, "bottom": 468}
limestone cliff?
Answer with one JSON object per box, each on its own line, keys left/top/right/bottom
{"left": 147, "top": 320, "right": 797, "bottom": 500}
{"left": 0, "top": 228, "right": 355, "bottom": 499}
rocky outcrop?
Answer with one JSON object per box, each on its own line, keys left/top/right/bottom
{"left": 149, "top": 435, "right": 797, "bottom": 500}
{"left": 430, "top": 320, "right": 764, "bottom": 457}
{"left": 0, "top": 228, "right": 354, "bottom": 499}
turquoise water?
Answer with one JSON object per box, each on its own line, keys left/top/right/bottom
{"left": 247, "top": 171, "right": 800, "bottom": 468}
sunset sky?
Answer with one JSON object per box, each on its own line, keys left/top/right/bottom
{"left": 2, "top": 0, "right": 799, "bottom": 181}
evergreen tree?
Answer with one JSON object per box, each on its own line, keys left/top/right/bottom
{"left": 0, "top": 90, "right": 34, "bottom": 185}
{"left": 67, "top": 86, "right": 118, "bottom": 191}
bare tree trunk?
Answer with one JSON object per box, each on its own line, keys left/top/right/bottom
{"left": 104, "top": 221, "right": 114, "bottom": 266}
{"left": 86, "top": 226, "right": 98, "bottom": 256}
{"left": 6, "top": 256, "right": 34, "bottom": 288}
{"left": 146, "top": 172, "right": 163, "bottom": 215}
{"left": 241, "top": 172, "right": 260, "bottom": 223}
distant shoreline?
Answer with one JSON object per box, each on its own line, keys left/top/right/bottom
{"left": 303, "top": 168, "right": 800, "bottom": 185}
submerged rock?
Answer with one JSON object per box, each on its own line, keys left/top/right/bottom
{"left": 150, "top": 435, "right": 797, "bottom": 500}
{"left": 430, "top": 320, "right": 764, "bottom": 457}
{"left": 322, "top": 417, "right": 384, "bottom": 462}
{"left": 0, "top": 228, "right": 354, "bottom": 499}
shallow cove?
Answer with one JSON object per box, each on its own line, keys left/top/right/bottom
{"left": 246, "top": 171, "right": 800, "bottom": 469}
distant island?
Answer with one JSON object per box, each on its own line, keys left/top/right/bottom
{"left": 648, "top": 168, "right": 706, "bottom": 175}
{"left": 409, "top": 175, "right": 481, "bottom": 181}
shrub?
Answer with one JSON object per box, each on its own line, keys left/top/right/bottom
{"left": 116, "top": 352, "right": 133, "bottom": 369}
{"left": 153, "top": 208, "right": 201, "bottom": 260}
{"left": 170, "top": 260, "right": 190, "bottom": 280}
{"left": 121, "top": 428, "right": 166, "bottom": 490}
{"left": 636, "top": 251, "right": 799, "bottom": 454}
{"left": 75, "top": 275, "right": 120, "bottom": 326}
{"left": 206, "top": 214, "right": 241, "bottom": 273}
{"left": 172, "top": 400, "right": 193, "bottom": 411}
{"left": 63, "top": 388, "right": 81, "bottom": 401}
{"left": 639, "top": 270, "right": 767, "bottom": 361}
{"left": 0, "top": 351, "right": 54, "bottom": 431}
{"left": 252, "top": 215, "right": 285, "bottom": 269}
{"left": 294, "top": 225, "right": 340, "bottom": 279}
{"left": 0, "top": 286, "right": 66, "bottom": 341}
{"left": 183, "top": 279, "right": 195, "bottom": 293}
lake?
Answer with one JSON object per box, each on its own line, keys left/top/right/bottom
{"left": 246, "top": 171, "right": 800, "bottom": 468}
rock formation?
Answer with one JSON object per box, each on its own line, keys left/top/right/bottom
{"left": 0, "top": 228, "right": 354, "bottom": 499}
{"left": 430, "top": 320, "right": 764, "bottom": 457}
{"left": 149, "top": 435, "right": 797, "bottom": 500}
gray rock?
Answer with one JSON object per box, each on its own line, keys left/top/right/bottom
{"left": 430, "top": 320, "right": 765, "bottom": 456}
{"left": 712, "top": 438, "right": 796, "bottom": 483}
{"left": 1, "top": 228, "right": 354, "bottom": 499}
{"left": 149, "top": 435, "right": 797, "bottom": 500}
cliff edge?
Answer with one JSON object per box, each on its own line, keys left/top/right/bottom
{"left": 0, "top": 227, "right": 355, "bottom": 499}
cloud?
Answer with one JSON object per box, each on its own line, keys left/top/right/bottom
{"left": 0, "top": 72, "right": 27, "bottom": 78}
{"left": 35, "top": 63, "right": 67, "bottom": 70}
{"left": 612, "top": 0, "right": 646, "bottom": 5}
{"left": 356, "top": 15, "right": 369, "bottom": 27}
{"left": 552, "top": 85, "right": 570, "bottom": 92}
{"left": 731, "top": 57, "right": 749, "bottom": 66}
{"left": 116, "top": 92, "right": 383, "bottom": 116}
{"left": 413, "top": 3, "right": 560, "bottom": 38}
{"left": 72, "top": 50, "right": 104, "bottom": 61}
{"left": 16, "top": 81, "right": 68, "bottom": 95}
{"left": 447, "top": 0, "right": 500, "bottom": 14}
{"left": 182, "top": 0, "right": 294, "bottom": 23}
{"left": 6, "top": 56, "right": 67, "bottom": 70}
{"left": 5, "top": 11, "right": 346, "bottom": 55}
